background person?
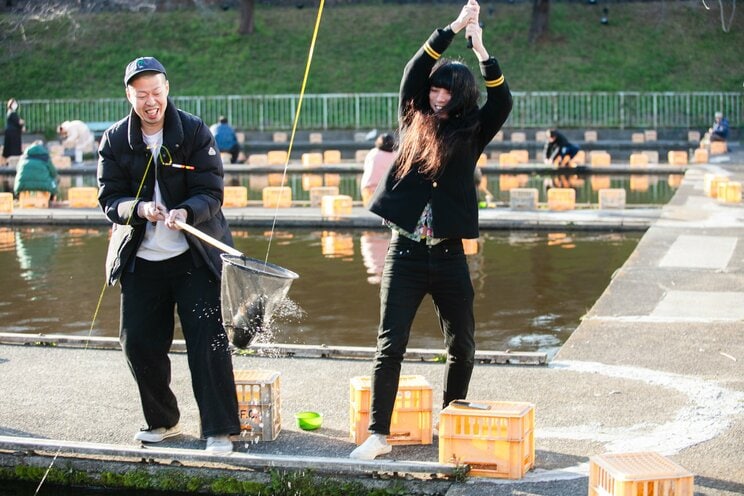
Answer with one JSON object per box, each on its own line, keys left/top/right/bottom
{"left": 97, "top": 56, "right": 240, "bottom": 453}
{"left": 13, "top": 140, "right": 58, "bottom": 200}
{"left": 351, "top": 0, "right": 512, "bottom": 461}
{"left": 209, "top": 115, "right": 241, "bottom": 164}
{"left": 3, "top": 98, "right": 25, "bottom": 160}
{"left": 708, "top": 111, "right": 729, "bottom": 143}
{"left": 360, "top": 132, "right": 396, "bottom": 207}
{"left": 58, "top": 120, "right": 95, "bottom": 164}
{"left": 543, "top": 129, "right": 579, "bottom": 168}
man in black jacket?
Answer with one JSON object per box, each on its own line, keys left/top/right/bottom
{"left": 97, "top": 57, "right": 240, "bottom": 453}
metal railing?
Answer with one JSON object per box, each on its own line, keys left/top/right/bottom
{"left": 15, "top": 91, "right": 742, "bottom": 134}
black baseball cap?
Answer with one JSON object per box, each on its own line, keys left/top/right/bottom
{"left": 124, "top": 57, "right": 167, "bottom": 86}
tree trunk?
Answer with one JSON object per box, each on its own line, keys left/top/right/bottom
{"left": 238, "top": 0, "right": 255, "bottom": 35}
{"left": 528, "top": 0, "right": 550, "bottom": 44}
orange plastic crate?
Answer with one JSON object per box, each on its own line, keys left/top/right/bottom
{"left": 18, "top": 190, "right": 51, "bottom": 208}
{"left": 262, "top": 186, "right": 292, "bottom": 208}
{"left": 350, "top": 375, "right": 433, "bottom": 446}
{"left": 439, "top": 400, "right": 535, "bottom": 479}
{"left": 320, "top": 195, "right": 353, "bottom": 218}
{"left": 223, "top": 186, "right": 248, "bottom": 208}
{"left": 309, "top": 186, "right": 339, "bottom": 207}
{"left": 68, "top": 187, "right": 99, "bottom": 208}
{"left": 709, "top": 141, "right": 727, "bottom": 155}
{"left": 717, "top": 181, "right": 742, "bottom": 204}
{"left": 693, "top": 148, "right": 709, "bottom": 164}
{"left": 547, "top": 187, "right": 576, "bottom": 211}
{"left": 301, "top": 152, "right": 323, "bottom": 166}
{"left": 323, "top": 149, "right": 342, "bottom": 164}
{"left": 302, "top": 173, "right": 323, "bottom": 191}
{"left": 234, "top": 369, "right": 281, "bottom": 442}
{"left": 0, "top": 192, "right": 13, "bottom": 213}
{"left": 589, "top": 452, "right": 694, "bottom": 496}
{"left": 667, "top": 150, "right": 688, "bottom": 166}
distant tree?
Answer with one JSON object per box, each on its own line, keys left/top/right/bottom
{"left": 528, "top": 0, "right": 550, "bottom": 43}
{"left": 238, "top": 0, "right": 255, "bottom": 35}
{"left": 1, "top": 1, "right": 80, "bottom": 48}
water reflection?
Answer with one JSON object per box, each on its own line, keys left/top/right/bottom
{"left": 360, "top": 231, "right": 388, "bottom": 285}
{"left": 0, "top": 172, "right": 680, "bottom": 206}
{"left": 488, "top": 173, "right": 679, "bottom": 205}
{"left": 16, "top": 228, "right": 60, "bottom": 287}
{"left": 0, "top": 227, "right": 641, "bottom": 358}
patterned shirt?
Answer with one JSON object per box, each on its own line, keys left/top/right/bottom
{"left": 385, "top": 202, "right": 444, "bottom": 245}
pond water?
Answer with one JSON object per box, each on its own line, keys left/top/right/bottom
{"left": 228, "top": 172, "right": 682, "bottom": 205}
{"left": 0, "top": 226, "right": 641, "bottom": 358}
{"left": 1, "top": 171, "right": 680, "bottom": 205}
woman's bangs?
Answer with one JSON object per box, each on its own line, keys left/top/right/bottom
{"left": 429, "top": 64, "right": 456, "bottom": 91}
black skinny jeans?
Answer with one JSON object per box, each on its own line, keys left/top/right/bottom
{"left": 120, "top": 251, "right": 240, "bottom": 438}
{"left": 368, "top": 235, "right": 476, "bottom": 435}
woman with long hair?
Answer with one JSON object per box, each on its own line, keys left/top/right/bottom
{"left": 351, "top": 0, "right": 512, "bottom": 460}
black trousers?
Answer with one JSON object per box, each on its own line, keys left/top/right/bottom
{"left": 368, "top": 235, "right": 476, "bottom": 435}
{"left": 120, "top": 252, "right": 240, "bottom": 438}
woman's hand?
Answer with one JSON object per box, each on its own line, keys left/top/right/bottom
{"left": 466, "top": 20, "right": 489, "bottom": 62}
{"left": 451, "top": 0, "right": 480, "bottom": 34}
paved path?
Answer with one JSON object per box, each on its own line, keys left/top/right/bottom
{"left": 0, "top": 150, "right": 742, "bottom": 495}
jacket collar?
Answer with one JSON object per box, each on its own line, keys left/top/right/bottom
{"left": 126, "top": 97, "right": 183, "bottom": 152}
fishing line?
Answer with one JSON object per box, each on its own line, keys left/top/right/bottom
{"left": 34, "top": 152, "right": 155, "bottom": 496}
{"left": 84, "top": 150, "right": 155, "bottom": 347}
{"left": 264, "top": 0, "right": 326, "bottom": 266}
{"left": 702, "top": 0, "right": 736, "bottom": 32}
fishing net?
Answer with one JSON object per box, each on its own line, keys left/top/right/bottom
{"left": 221, "top": 254, "right": 299, "bottom": 349}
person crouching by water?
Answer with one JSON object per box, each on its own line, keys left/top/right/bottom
{"left": 350, "top": 0, "right": 512, "bottom": 461}
{"left": 544, "top": 129, "right": 580, "bottom": 168}
{"left": 58, "top": 120, "right": 95, "bottom": 164}
{"left": 13, "top": 140, "right": 58, "bottom": 201}
{"left": 97, "top": 57, "right": 240, "bottom": 453}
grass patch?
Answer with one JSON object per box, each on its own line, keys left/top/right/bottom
{"left": 1, "top": 464, "right": 418, "bottom": 495}
{"left": 0, "top": 1, "right": 741, "bottom": 99}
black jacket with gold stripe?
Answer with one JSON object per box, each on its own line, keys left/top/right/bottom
{"left": 369, "top": 26, "right": 512, "bottom": 240}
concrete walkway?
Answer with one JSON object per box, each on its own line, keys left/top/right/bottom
{"left": 0, "top": 151, "right": 743, "bottom": 495}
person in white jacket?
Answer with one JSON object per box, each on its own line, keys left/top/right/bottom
{"left": 58, "top": 120, "right": 95, "bottom": 163}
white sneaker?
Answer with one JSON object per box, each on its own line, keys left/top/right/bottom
{"left": 134, "top": 424, "right": 181, "bottom": 443}
{"left": 350, "top": 433, "right": 392, "bottom": 460}
{"left": 205, "top": 435, "right": 233, "bottom": 453}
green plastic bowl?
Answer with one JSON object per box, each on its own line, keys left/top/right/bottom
{"left": 295, "top": 411, "right": 323, "bottom": 430}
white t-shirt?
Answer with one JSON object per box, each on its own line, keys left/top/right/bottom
{"left": 137, "top": 130, "right": 189, "bottom": 261}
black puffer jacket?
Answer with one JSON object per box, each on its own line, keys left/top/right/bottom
{"left": 97, "top": 99, "right": 232, "bottom": 286}
{"left": 369, "top": 27, "right": 512, "bottom": 240}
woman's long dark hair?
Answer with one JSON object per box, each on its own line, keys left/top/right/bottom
{"left": 394, "top": 59, "right": 480, "bottom": 180}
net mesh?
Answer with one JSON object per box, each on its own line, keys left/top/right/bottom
{"left": 221, "top": 254, "right": 299, "bottom": 349}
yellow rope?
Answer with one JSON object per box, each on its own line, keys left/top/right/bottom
{"left": 86, "top": 151, "right": 154, "bottom": 346}
{"left": 265, "top": 0, "right": 326, "bottom": 265}
{"left": 36, "top": 152, "right": 154, "bottom": 496}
